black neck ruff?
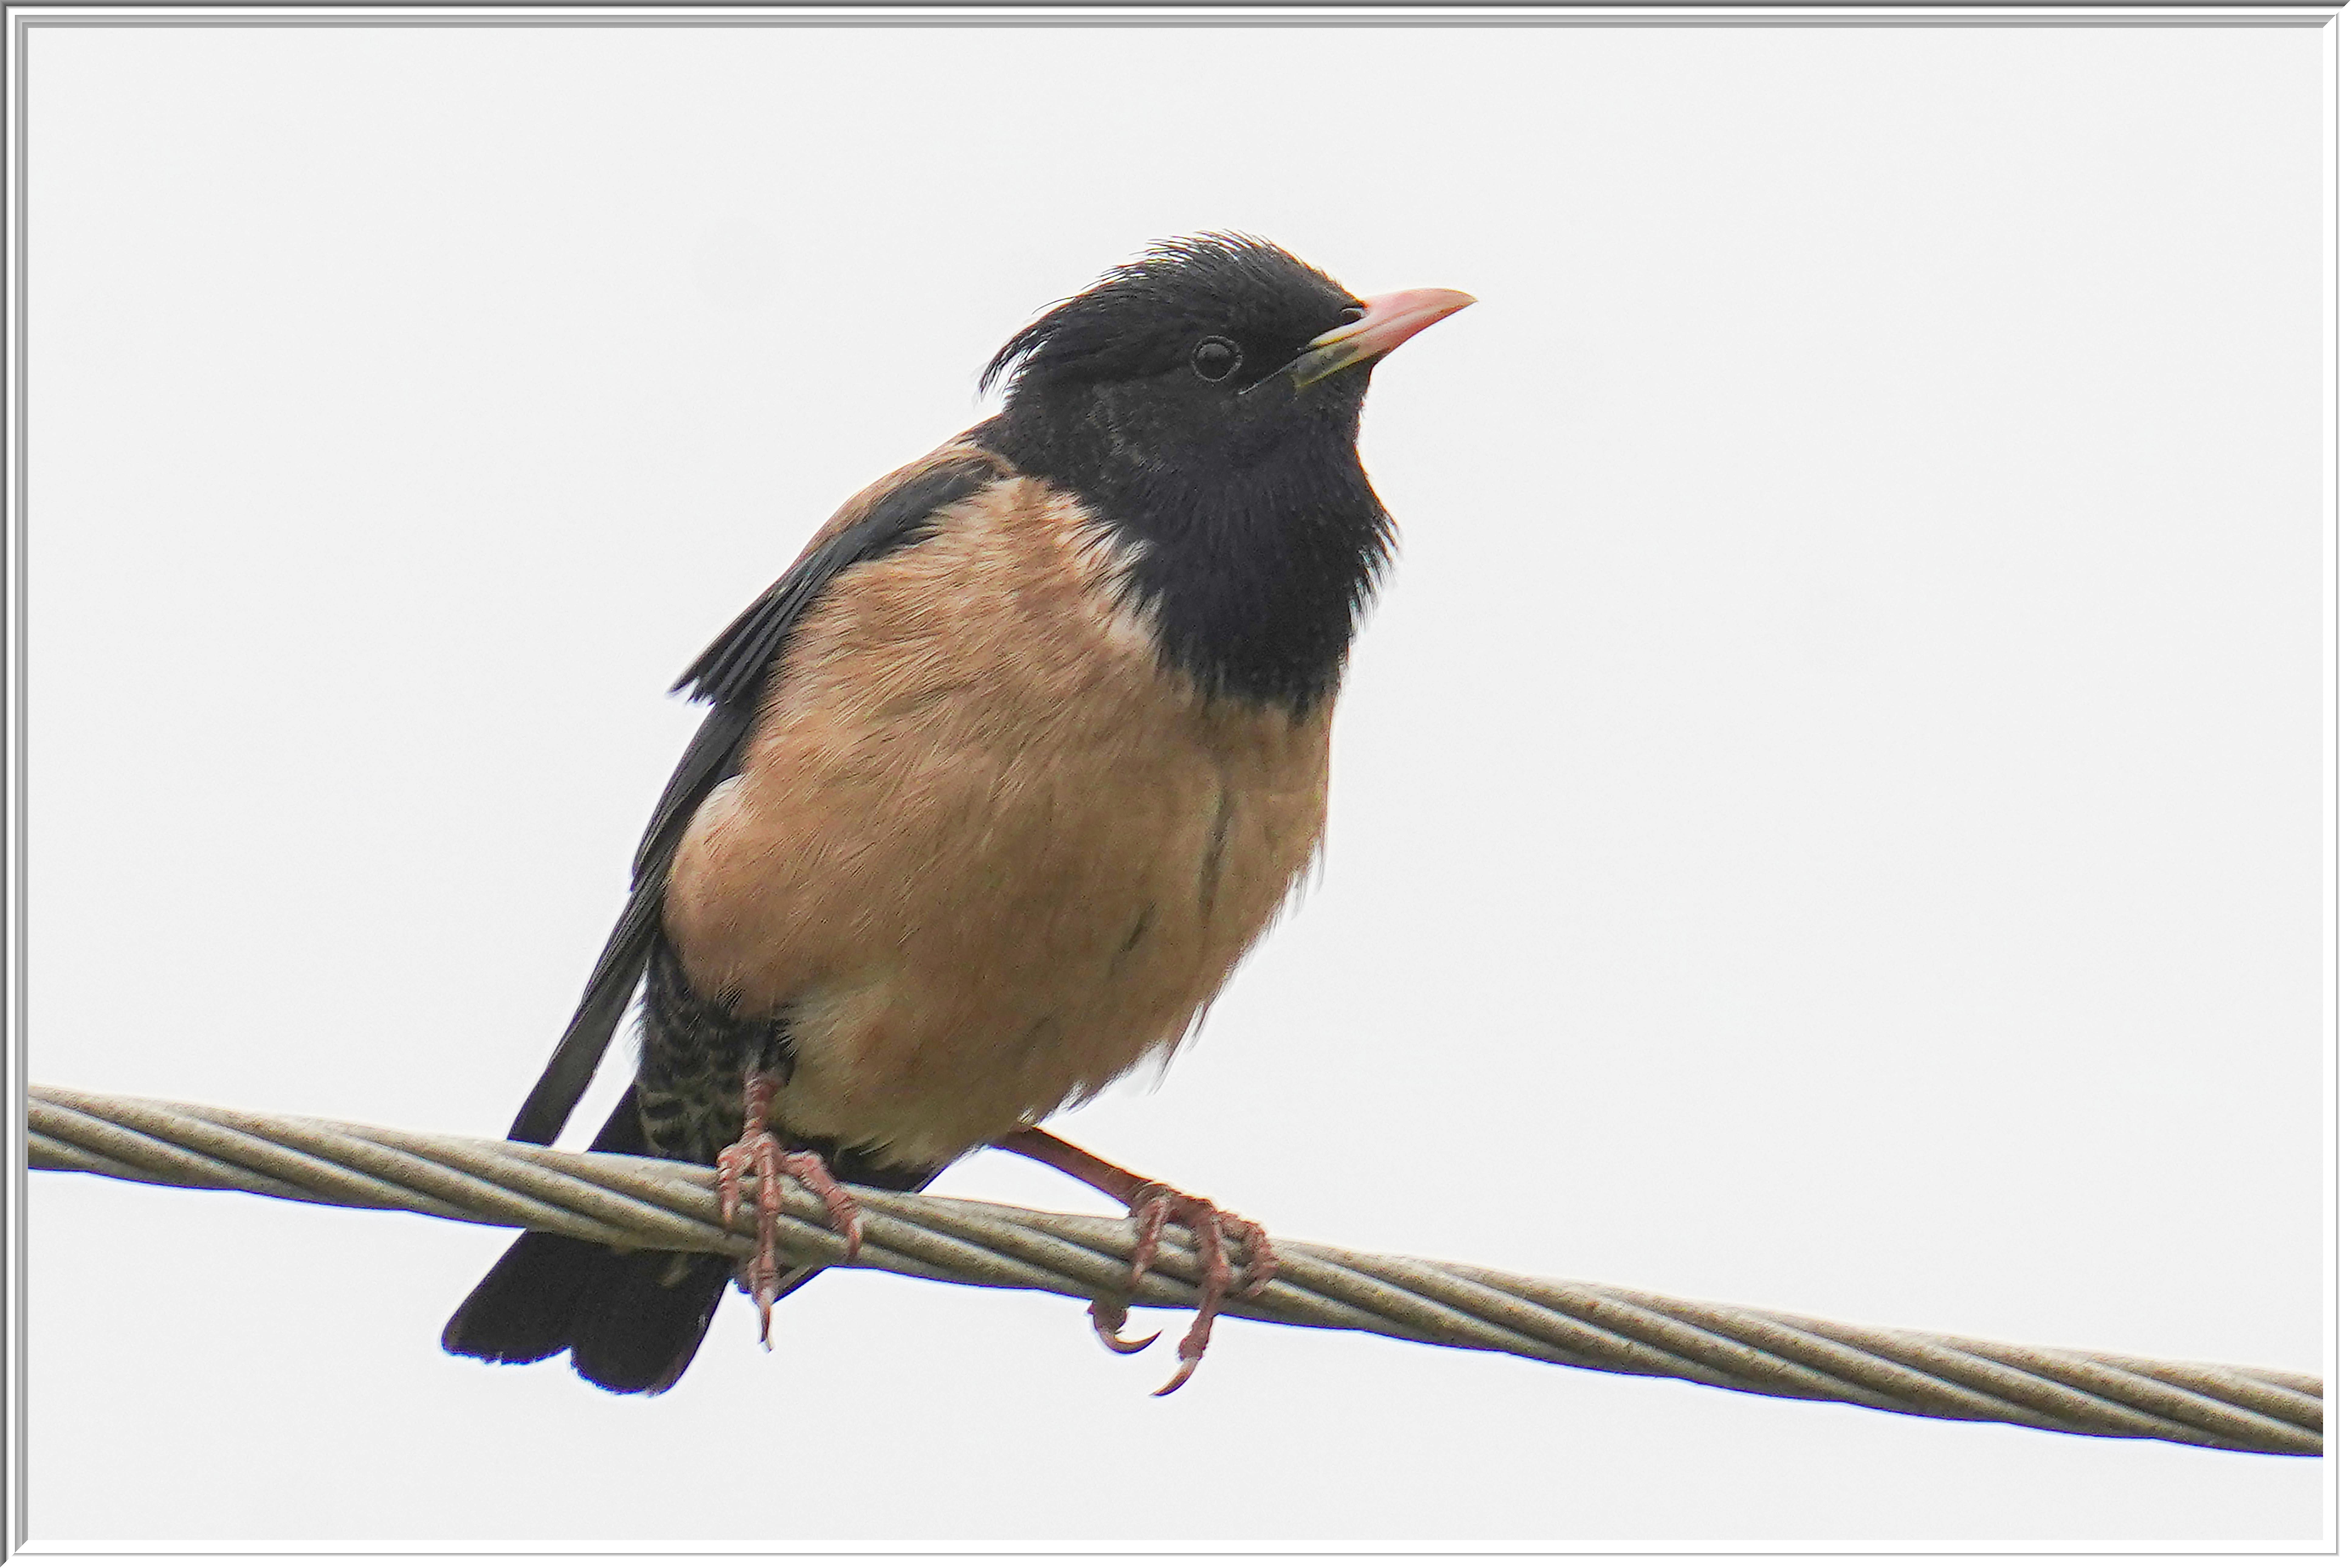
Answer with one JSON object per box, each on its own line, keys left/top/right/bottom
{"left": 975, "top": 406, "right": 1391, "bottom": 714}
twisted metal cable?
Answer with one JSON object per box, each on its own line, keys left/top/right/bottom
{"left": 27, "top": 1083, "right": 2321, "bottom": 1457}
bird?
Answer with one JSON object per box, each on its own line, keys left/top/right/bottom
{"left": 441, "top": 233, "right": 1472, "bottom": 1397}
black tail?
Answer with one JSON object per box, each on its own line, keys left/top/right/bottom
{"left": 441, "top": 1087, "right": 772, "bottom": 1395}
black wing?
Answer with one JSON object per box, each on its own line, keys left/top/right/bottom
{"left": 504, "top": 455, "right": 1000, "bottom": 1145}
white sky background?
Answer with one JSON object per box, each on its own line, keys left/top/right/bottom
{"left": 19, "top": 15, "right": 2327, "bottom": 1546}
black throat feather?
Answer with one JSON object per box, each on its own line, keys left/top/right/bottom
{"left": 975, "top": 401, "right": 1391, "bottom": 714}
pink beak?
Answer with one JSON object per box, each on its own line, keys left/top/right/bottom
{"left": 1287, "top": 287, "right": 1476, "bottom": 388}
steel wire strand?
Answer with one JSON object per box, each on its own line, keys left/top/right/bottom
{"left": 26, "top": 1083, "right": 2320, "bottom": 1457}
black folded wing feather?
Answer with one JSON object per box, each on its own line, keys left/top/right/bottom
{"left": 505, "top": 455, "right": 1001, "bottom": 1145}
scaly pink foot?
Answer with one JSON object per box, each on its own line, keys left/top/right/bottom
{"left": 1095, "top": 1182, "right": 1277, "bottom": 1395}
{"left": 715, "top": 1068, "right": 863, "bottom": 1346}
{"left": 993, "top": 1125, "right": 1277, "bottom": 1394}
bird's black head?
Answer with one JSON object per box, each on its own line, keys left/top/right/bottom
{"left": 975, "top": 234, "right": 1470, "bottom": 713}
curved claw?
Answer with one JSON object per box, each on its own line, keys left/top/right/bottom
{"left": 752, "top": 1271, "right": 780, "bottom": 1349}
{"left": 1092, "top": 1308, "right": 1160, "bottom": 1356}
{"left": 1151, "top": 1356, "right": 1202, "bottom": 1398}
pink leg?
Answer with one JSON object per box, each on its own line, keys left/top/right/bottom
{"left": 994, "top": 1126, "right": 1277, "bottom": 1395}
{"left": 715, "top": 1068, "right": 863, "bottom": 1346}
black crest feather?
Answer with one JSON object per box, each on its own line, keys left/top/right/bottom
{"left": 981, "top": 232, "right": 1350, "bottom": 400}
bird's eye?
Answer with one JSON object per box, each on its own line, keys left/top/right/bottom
{"left": 1191, "top": 337, "right": 1241, "bottom": 382}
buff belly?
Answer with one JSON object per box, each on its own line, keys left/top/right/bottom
{"left": 660, "top": 480, "right": 1334, "bottom": 1169}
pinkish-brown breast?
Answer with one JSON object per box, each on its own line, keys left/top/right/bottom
{"left": 661, "top": 476, "right": 1333, "bottom": 1168}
